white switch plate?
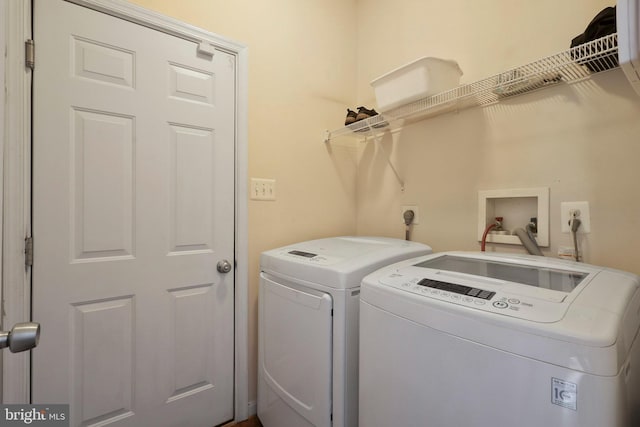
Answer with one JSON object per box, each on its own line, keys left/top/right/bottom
{"left": 250, "top": 178, "right": 276, "bottom": 201}
{"left": 560, "top": 201, "right": 590, "bottom": 233}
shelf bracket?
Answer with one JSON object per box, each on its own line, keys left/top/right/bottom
{"left": 325, "top": 117, "right": 405, "bottom": 191}
{"left": 370, "top": 131, "right": 405, "bottom": 192}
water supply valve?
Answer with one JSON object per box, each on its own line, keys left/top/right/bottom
{"left": 494, "top": 217, "right": 504, "bottom": 230}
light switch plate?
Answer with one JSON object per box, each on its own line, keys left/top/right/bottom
{"left": 250, "top": 178, "right": 276, "bottom": 201}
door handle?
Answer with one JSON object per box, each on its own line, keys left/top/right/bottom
{"left": 0, "top": 322, "right": 40, "bottom": 353}
{"left": 217, "top": 260, "right": 232, "bottom": 274}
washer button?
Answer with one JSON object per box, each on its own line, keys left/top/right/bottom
{"left": 508, "top": 298, "right": 521, "bottom": 304}
{"left": 493, "top": 301, "right": 509, "bottom": 309}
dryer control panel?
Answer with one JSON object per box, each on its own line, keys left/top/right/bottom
{"left": 278, "top": 249, "right": 343, "bottom": 265}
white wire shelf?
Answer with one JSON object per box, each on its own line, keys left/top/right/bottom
{"left": 326, "top": 33, "right": 619, "bottom": 142}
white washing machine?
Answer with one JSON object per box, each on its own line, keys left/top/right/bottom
{"left": 257, "top": 236, "right": 432, "bottom": 427}
{"left": 359, "top": 252, "right": 640, "bottom": 427}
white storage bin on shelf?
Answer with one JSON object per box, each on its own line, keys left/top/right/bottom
{"left": 371, "top": 57, "right": 463, "bottom": 111}
{"left": 617, "top": 0, "right": 640, "bottom": 95}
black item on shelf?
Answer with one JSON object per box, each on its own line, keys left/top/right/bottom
{"left": 344, "top": 109, "right": 358, "bottom": 126}
{"left": 570, "top": 6, "right": 618, "bottom": 72}
{"left": 355, "top": 106, "right": 378, "bottom": 121}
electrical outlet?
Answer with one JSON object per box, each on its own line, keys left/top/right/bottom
{"left": 401, "top": 205, "right": 419, "bottom": 225}
{"left": 250, "top": 178, "right": 276, "bottom": 201}
{"left": 560, "top": 201, "right": 590, "bottom": 233}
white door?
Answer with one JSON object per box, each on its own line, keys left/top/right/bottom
{"left": 31, "top": 1, "right": 235, "bottom": 426}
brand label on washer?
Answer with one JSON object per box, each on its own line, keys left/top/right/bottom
{"left": 551, "top": 378, "right": 577, "bottom": 411}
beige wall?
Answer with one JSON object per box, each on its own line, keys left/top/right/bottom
{"left": 131, "top": 0, "right": 640, "bottom": 409}
{"left": 355, "top": 0, "right": 640, "bottom": 275}
{"left": 129, "top": 0, "right": 359, "bottom": 405}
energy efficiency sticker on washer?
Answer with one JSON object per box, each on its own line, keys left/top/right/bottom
{"left": 551, "top": 378, "right": 577, "bottom": 411}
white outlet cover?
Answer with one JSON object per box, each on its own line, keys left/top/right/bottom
{"left": 401, "top": 205, "right": 419, "bottom": 225}
{"left": 560, "top": 201, "right": 590, "bottom": 233}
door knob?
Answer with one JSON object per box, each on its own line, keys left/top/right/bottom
{"left": 0, "top": 322, "right": 40, "bottom": 353}
{"left": 217, "top": 260, "right": 232, "bottom": 274}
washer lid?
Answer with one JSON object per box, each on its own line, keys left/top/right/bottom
{"left": 414, "top": 254, "right": 587, "bottom": 301}
{"left": 361, "top": 252, "right": 640, "bottom": 374}
{"left": 377, "top": 252, "right": 602, "bottom": 322}
{"left": 260, "top": 236, "right": 432, "bottom": 289}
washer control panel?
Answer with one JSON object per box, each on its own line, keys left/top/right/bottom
{"left": 378, "top": 272, "right": 565, "bottom": 322}
{"left": 418, "top": 278, "right": 495, "bottom": 300}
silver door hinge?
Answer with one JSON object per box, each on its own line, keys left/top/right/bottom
{"left": 25, "top": 236, "right": 33, "bottom": 267}
{"left": 25, "top": 39, "right": 35, "bottom": 70}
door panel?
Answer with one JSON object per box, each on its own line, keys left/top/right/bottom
{"left": 32, "top": 1, "right": 235, "bottom": 425}
{"left": 71, "top": 297, "right": 134, "bottom": 422}
{"left": 72, "top": 108, "right": 135, "bottom": 260}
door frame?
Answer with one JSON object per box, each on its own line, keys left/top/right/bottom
{"left": 1, "top": 0, "right": 250, "bottom": 421}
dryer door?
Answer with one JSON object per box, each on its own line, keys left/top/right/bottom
{"left": 258, "top": 273, "right": 333, "bottom": 427}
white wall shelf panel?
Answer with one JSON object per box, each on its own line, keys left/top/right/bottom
{"left": 325, "top": 33, "right": 619, "bottom": 143}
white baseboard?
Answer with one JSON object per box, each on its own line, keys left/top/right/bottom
{"left": 247, "top": 400, "right": 257, "bottom": 417}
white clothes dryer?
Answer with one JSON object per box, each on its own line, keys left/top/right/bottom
{"left": 257, "top": 236, "right": 432, "bottom": 427}
{"left": 359, "top": 251, "right": 640, "bottom": 427}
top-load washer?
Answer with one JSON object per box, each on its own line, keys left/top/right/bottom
{"left": 257, "top": 236, "right": 432, "bottom": 427}
{"left": 359, "top": 251, "right": 640, "bottom": 427}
